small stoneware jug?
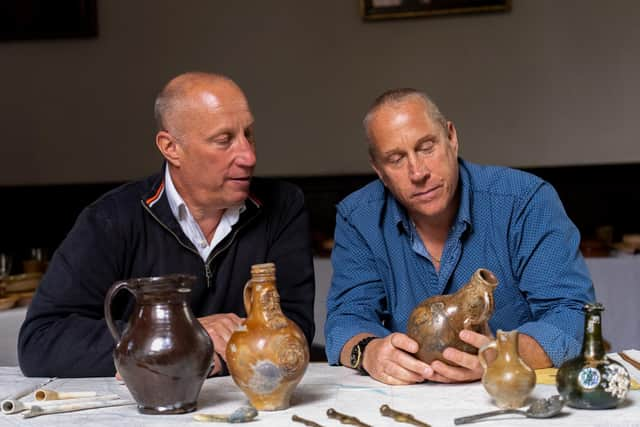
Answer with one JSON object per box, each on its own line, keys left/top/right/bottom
{"left": 227, "top": 263, "right": 309, "bottom": 411}
{"left": 104, "top": 274, "right": 214, "bottom": 414}
{"left": 478, "top": 330, "right": 536, "bottom": 408}
{"left": 407, "top": 268, "right": 499, "bottom": 365}
{"left": 556, "top": 302, "right": 630, "bottom": 409}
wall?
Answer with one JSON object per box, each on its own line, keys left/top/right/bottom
{"left": 1, "top": 0, "right": 639, "bottom": 185}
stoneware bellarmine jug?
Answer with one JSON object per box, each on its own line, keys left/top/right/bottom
{"left": 227, "top": 262, "right": 309, "bottom": 410}
{"left": 104, "top": 274, "right": 214, "bottom": 414}
{"left": 407, "top": 268, "right": 499, "bottom": 365}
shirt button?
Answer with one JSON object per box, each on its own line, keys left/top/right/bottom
{"left": 200, "top": 241, "right": 207, "bottom": 248}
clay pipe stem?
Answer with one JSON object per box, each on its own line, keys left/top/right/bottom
{"left": 22, "top": 398, "right": 135, "bottom": 419}
{"left": 2, "top": 394, "right": 119, "bottom": 415}
{"left": 1, "top": 377, "right": 56, "bottom": 402}
{"left": 380, "top": 404, "right": 431, "bottom": 427}
{"left": 35, "top": 389, "right": 97, "bottom": 401}
{"left": 326, "top": 408, "right": 372, "bottom": 427}
{"left": 292, "top": 414, "right": 325, "bottom": 427}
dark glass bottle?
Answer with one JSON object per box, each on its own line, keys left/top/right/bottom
{"left": 556, "top": 302, "right": 630, "bottom": 409}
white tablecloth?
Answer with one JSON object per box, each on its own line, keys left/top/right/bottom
{"left": 0, "top": 362, "right": 639, "bottom": 426}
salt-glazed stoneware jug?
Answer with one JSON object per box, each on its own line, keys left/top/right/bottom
{"left": 104, "top": 274, "right": 214, "bottom": 414}
{"left": 556, "top": 302, "right": 631, "bottom": 409}
{"left": 227, "top": 263, "right": 309, "bottom": 410}
{"left": 478, "top": 330, "right": 536, "bottom": 408}
{"left": 407, "top": 268, "right": 498, "bottom": 365}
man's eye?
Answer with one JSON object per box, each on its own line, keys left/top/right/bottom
{"left": 244, "top": 128, "right": 255, "bottom": 142}
{"left": 387, "top": 155, "right": 403, "bottom": 164}
{"left": 213, "top": 137, "right": 231, "bottom": 146}
{"left": 418, "top": 141, "right": 435, "bottom": 152}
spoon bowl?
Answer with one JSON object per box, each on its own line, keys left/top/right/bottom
{"left": 454, "top": 395, "right": 565, "bottom": 425}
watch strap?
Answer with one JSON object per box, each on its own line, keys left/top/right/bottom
{"left": 351, "top": 336, "right": 376, "bottom": 375}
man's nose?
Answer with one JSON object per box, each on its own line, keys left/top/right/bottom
{"left": 235, "top": 135, "right": 256, "bottom": 167}
{"left": 408, "top": 156, "right": 429, "bottom": 181}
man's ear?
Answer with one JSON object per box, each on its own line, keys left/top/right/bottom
{"left": 156, "top": 131, "right": 181, "bottom": 167}
{"left": 369, "top": 155, "right": 387, "bottom": 187}
{"left": 446, "top": 121, "right": 459, "bottom": 156}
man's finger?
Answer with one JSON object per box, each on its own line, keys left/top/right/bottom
{"left": 430, "top": 359, "right": 480, "bottom": 383}
{"left": 389, "top": 332, "right": 419, "bottom": 353}
{"left": 442, "top": 347, "right": 481, "bottom": 371}
{"left": 459, "top": 330, "right": 491, "bottom": 348}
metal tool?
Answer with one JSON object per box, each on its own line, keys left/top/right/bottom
{"left": 292, "top": 414, "right": 325, "bottom": 427}
{"left": 380, "top": 404, "right": 431, "bottom": 427}
{"left": 454, "top": 395, "right": 565, "bottom": 425}
{"left": 326, "top": 408, "right": 372, "bottom": 427}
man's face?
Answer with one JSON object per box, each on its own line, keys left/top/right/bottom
{"left": 168, "top": 82, "right": 256, "bottom": 210}
{"left": 369, "top": 97, "right": 459, "bottom": 223}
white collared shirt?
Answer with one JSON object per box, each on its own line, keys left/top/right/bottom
{"left": 164, "top": 167, "right": 245, "bottom": 261}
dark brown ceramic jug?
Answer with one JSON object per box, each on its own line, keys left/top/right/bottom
{"left": 226, "top": 263, "right": 309, "bottom": 410}
{"left": 407, "top": 268, "right": 498, "bottom": 365}
{"left": 104, "top": 274, "right": 214, "bottom": 414}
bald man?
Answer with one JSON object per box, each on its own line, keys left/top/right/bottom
{"left": 19, "top": 72, "right": 315, "bottom": 377}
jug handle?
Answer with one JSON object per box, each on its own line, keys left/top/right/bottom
{"left": 478, "top": 340, "right": 497, "bottom": 370}
{"left": 104, "top": 280, "right": 133, "bottom": 342}
{"left": 242, "top": 279, "right": 253, "bottom": 317}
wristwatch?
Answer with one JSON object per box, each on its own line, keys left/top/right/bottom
{"left": 349, "top": 336, "right": 376, "bottom": 375}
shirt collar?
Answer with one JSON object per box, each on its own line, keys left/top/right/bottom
{"left": 163, "top": 167, "right": 246, "bottom": 223}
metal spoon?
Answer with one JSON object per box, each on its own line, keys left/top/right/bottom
{"left": 454, "top": 395, "right": 565, "bottom": 425}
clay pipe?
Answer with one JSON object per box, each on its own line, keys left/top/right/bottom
{"left": 292, "top": 414, "right": 325, "bottom": 427}
{"left": 35, "top": 389, "right": 97, "bottom": 401}
{"left": 22, "top": 398, "right": 134, "bottom": 418}
{"left": 2, "top": 394, "right": 119, "bottom": 415}
{"left": 380, "top": 404, "right": 431, "bottom": 427}
{"left": 0, "top": 377, "right": 56, "bottom": 412}
{"left": 326, "top": 408, "right": 372, "bottom": 427}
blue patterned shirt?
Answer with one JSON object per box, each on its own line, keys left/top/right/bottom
{"left": 325, "top": 159, "right": 594, "bottom": 367}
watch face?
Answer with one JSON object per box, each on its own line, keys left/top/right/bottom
{"left": 350, "top": 344, "right": 362, "bottom": 368}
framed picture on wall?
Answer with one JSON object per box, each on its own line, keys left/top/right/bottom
{"left": 0, "top": 0, "right": 97, "bottom": 41}
{"left": 360, "top": 0, "right": 511, "bottom": 21}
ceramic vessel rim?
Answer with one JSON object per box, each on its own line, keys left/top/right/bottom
{"left": 477, "top": 268, "right": 498, "bottom": 287}
{"left": 113, "top": 274, "right": 197, "bottom": 289}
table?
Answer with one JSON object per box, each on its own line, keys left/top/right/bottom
{"left": 1, "top": 362, "right": 639, "bottom": 426}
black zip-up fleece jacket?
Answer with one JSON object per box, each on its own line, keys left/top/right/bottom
{"left": 18, "top": 170, "right": 315, "bottom": 377}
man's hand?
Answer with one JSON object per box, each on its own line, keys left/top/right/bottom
{"left": 361, "top": 333, "right": 433, "bottom": 385}
{"left": 198, "top": 313, "right": 244, "bottom": 365}
{"left": 427, "top": 329, "right": 492, "bottom": 383}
